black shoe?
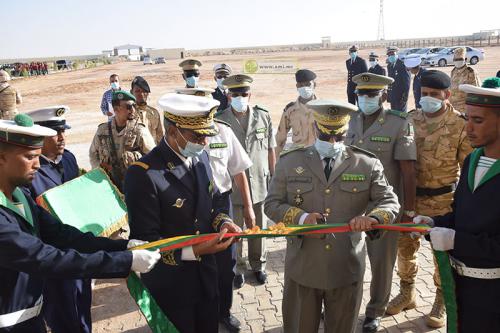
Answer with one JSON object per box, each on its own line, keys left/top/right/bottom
{"left": 220, "top": 314, "right": 241, "bottom": 332}
{"left": 362, "top": 317, "right": 381, "bottom": 333}
{"left": 254, "top": 271, "right": 267, "bottom": 284}
{"left": 234, "top": 274, "right": 245, "bottom": 289}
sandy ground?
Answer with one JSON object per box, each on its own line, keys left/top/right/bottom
{"left": 12, "top": 47, "right": 500, "bottom": 170}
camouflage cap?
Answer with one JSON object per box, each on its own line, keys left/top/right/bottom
{"left": 307, "top": 99, "right": 358, "bottom": 135}
{"left": 453, "top": 47, "right": 466, "bottom": 60}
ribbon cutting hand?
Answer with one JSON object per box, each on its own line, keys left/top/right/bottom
{"left": 430, "top": 227, "right": 456, "bottom": 251}
{"left": 349, "top": 216, "right": 378, "bottom": 232}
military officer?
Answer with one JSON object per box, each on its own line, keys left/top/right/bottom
{"left": 0, "top": 69, "right": 22, "bottom": 120}
{"left": 265, "top": 99, "right": 400, "bottom": 333}
{"left": 179, "top": 59, "right": 202, "bottom": 88}
{"left": 346, "top": 73, "right": 417, "bottom": 332}
{"left": 0, "top": 114, "right": 160, "bottom": 333}
{"left": 387, "top": 46, "right": 411, "bottom": 112}
{"left": 89, "top": 90, "right": 155, "bottom": 192}
{"left": 212, "top": 63, "right": 232, "bottom": 112}
{"left": 131, "top": 76, "right": 164, "bottom": 144}
{"left": 124, "top": 93, "right": 242, "bottom": 333}
{"left": 450, "top": 47, "right": 481, "bottom": 113}
{"left": 275, "top": 69, "right": 318, "bottom": 156}
{"left": 368, "top": 52, "right": 386, "bottom": 76}
{"left": 404, "top": 54, "right": 427, "bottom": 109}
{"left": 216, "top": 74, "right": 276, "bottom": 287}
{"left": 346, "top": 45, "right": 368, "bottom": 105}
{"left": 387, "top": 70, "right": 473, "bottom": 328}
{"left": 418, "top": 78, "right": 500, "bottom": 332}
{"left": 175, "top": 86, "right": 254, "bottom": 332}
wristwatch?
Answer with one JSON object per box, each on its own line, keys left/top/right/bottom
{"left": 403, "top": 210, "right": 416, "bottom": 218}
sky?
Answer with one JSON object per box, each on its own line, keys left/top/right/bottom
{"left": 2, "top": 0, "right": 499, "bottom": 59}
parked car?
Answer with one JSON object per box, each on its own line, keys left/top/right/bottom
{"left": 399, "top": 48, "right": 422, "bottom": 60}
{"left": 422, "top": 46, "right": 485, "bottom": 67}
{"left": 55, "top": 60, "right": 72, "bottom": 70}
{"left": 143, "top": 56, "right": 153, "bottom": 65}
{"left": 412, "top": 47, "right": 445, "bottom": 58}
{"left": 154, "top": 57, "right": 166, "bottom": 64}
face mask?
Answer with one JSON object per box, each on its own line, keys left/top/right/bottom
{"left": 314, "top": 139, "right": 345, "bottom": 159}
{"left": 369, "top": 60, "right": 377, "bottom": 68}
{"left": 358, "top": 95, "right": 381, "bottom": 115}
{"left": 216, "top": 78, "right": 225, "bottom": 90}
{"left": 111, "top": 82, "right": 119, "bottom": 90}
{"left": 350, "top": 52, "right": 357, "bottom": 60}
{"left": 388, "top": 55, "right": 398, "bottom": 64}
{"left": 454, "top": 60, "right": 466, "bottom": 68}
{"left": 297, "top": 86, "right": 314, "bottom": 99}
{"left": 231, "top": 96, "right": 249, "bottom": 113}
{"left": 185, "top": 76, "right": 199, "bottom": 88}
{"left": 176, "top": 129, "right": 205, "bottom": 158}
{"left": 420, "top": 96, "right": 443, "bottom": 114}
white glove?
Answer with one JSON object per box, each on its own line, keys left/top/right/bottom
{"left": 131, "top": 250, "right": 161, "bottom": 273}
{"left": 413, "top": 215, "right": 435, "bottom": 227}
{"left": 127, "top": 239, "right": 149, "bottom": 249}
{"left": 430, "top": 227, "right": 456, "bottom": 251}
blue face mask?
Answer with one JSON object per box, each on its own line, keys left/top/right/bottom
{"left": 110, "top": 82, "right": 119, "bottom": 90}
{"left": 350, "top": 52, "right": 357, "bottom": 60}
{"left": 176, "top": 129, "right": 205, "bottom": 158}
{"left": 185, "top": 76, "right": 199, "bottom": 88}
{"left": 420, "top": 96, "right": 443, "bottom": 114}
{"left": 357, "top": 95, "right": 381, "bottom": 115}
{"left": 314, "top": 139, "right": 345, "bottom": 159}
{"left": 388, "top": 55, "right": 398, "bottom": 64}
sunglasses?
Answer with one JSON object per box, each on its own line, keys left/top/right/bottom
{"left": 125, "top": 103, "right": 137, "bottom": 110}
{"left": 231, "top": 92, "right": 249, "bottom": 97}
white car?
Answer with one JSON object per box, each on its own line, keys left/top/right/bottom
{"left": 422, "top": 46, "right": 485, "bottom": 67}
{"left": 143, "top": 56, "right": 153, "bottom": 65}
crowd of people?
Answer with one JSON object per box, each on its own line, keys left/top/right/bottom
{"left": 0, "top": 45, "right": 499, "bottom": 333}
{"left": 5, "top": 62, "right": 50, "bottom": 77}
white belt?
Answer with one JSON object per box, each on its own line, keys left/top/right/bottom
{"left": 450, "top": 257, "right": 500, "bottom": 279}
{"left": 0, "top": 296, "right": 43, "bottom": 328}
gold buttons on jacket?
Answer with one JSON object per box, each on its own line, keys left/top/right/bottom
{"left": 358, "top": 140, "right": 364, "bottom": 144}
{"left": 324, "top": 189, "right": 331, "bottom": 194}
{"left": 352, "top": 188, "right": 358, "bottom": 192}
{"left": 325, "top": 244, "right": 331, "bottom": 250}
{"left": 325, "top": 208, "right": 331, "bottom": 214}
{"left": 195, "top": 231, "right": 200, "bottom": 235}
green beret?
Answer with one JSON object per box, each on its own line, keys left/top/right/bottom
{"left": 112, "top": 90, "right": 136, "bottom": 102}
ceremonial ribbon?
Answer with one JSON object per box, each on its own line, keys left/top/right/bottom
{"left": 126, "top": 223, "right": 457, "bottom": 333}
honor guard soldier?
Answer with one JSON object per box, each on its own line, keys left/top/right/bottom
{"left": 346, "top": 45, "right": 368, "bottom": 105}
{"left": 419, "top": 78, "right": 500, "bottom": 332}
{"left": 0, "top": 114, "right": 160, "bottom": 333}
{"left": 265, "top": 99, "right": 400, "bottom": 333}
{"left": 0, "top": 69, "right": 22, "bottom": 120}
{"left": 175, "top": 87, "right": 254, "bottom": 332}
{"left": 450, "top": 47, "right": 481, "bottom": 113}
{"left": 387, "top": 46, "right": 411, "bottom": 112}
{"left": 89, "top": 90, "right": 155, "bottom": 192}
{"left": 275, "top": 69, "right": 318, "bottom": 156}
{"left": 179, "top": 59, "right": 202, "bottom": 88}
{"left": 212, "top": 63, "right": 232, "bottom": 112}
{"left": 347, "top": 73, "right": 417, "bottom": 332}
{"left": 124, "top": 93, "right": 241, "bottom": 333}
{"left": 368, "top": 52, "right": 386, "bottom": 76}
{"left": 131, "top": 76, "right": 164, "bottom": 144}
{"left": 25, "top": 106, "right": 92, "bottom": 333}
{"left": 387, "top": 70, "right": 473, "bottom": 328}
{"left": 404, "top": 55, "right": 427, "bottom": 109}
{"left": 216, "top": 74, "right": 277, "bottom": 287}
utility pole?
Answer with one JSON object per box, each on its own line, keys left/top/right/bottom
{"left": 377, "top": 0, "right": 385, "bottom": 40}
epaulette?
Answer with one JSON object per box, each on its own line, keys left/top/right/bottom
{"left": 97, "top": 122, "right": 109, "bottom": 129}
{"left": 387, "top": 109, "right": 408, "bottom": 118}
{"left": 283, "top": 101, "right": 295, "bottom": 112}
{"left": 280, "top": 145, "right": 305, "bottom": 157}
{"left": 466, "top": 66, "right": 475, "bottom": 73}
{"left": 254, "top": 105, "right": 269, "bottom": 113}
{"left": 408, "top": 109, "right": 417, "bottom": 114}
{"left": 130, "top": 161, "right": 149, "bottom": 170}
{"left": 458, "top": 112, "right": 467, "bottom": 120}
{"left": 348, "top": 145, "right": 377, "bottom": 158}
{"left": 214, "top": 118, "right": 231, "bottom": 128}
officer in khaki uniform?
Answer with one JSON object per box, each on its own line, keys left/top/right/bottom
{"left": 0, "top": 69, "right": 22, "bottom": 120}
{"left": 450, "top": 47, "right": 481, "bottom": 113}
{"left": 131, "top": 76, "right": 164, "bottom": 144}
{"left": 179, "top": 59, "right": 202, "bottom": 88}
{"left": 387, "top": 70, "right": 473, "bottom": 328}
{"left": 275, "top": 69, "right": 318, "bottom": 156}
{"left": 89, "top": 90, "right": 155, "bottom": 192}
{"left": 216, "top": 74, "right": 276, "bottom": 287}
{"left": 265, "top": 99, "right": 400, "bottom": 333}
{"left": 345, "top": 73, "right": 417, "bottom": 332}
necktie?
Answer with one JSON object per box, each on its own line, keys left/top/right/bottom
{"left": 323, "top": 158, "right": 332, "bottom": 180}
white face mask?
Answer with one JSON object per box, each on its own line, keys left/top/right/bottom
{"left": 454, "top": 60, "right": 466, "bottom": 68}
{"left": 231, "top": 96, "right": 249, "bottom": 113}
{"left": 369, "top": 60, "right": 377, "bottom": 68}
{"left": 314, "top": 139, "right": 345, "bottom": 159}
{"left": 297, "top": 86, "right": 314, "bottom": 99}
{"left": 216, "top": 78, "right": 225, "bottom": 90}
{"left": 420, "top": 96, "right": 443, "bottom": 114}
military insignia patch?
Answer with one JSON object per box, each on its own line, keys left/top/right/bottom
{"left": 167, "top": 162, "right": 175, "bottom": 170}
{"left": 117, "top": 93, "right": 124, "bottom": 100}
{"left": 328, "top": 107, "right": 339, "bottom": 115}
{"left": 294, "top": 166, "right": 305, "bottom": 174}
{"left": 172, "top": 198, "right": 186, "bottom": 208}
{"left": 56, "top": 108, "right": 65, "bottom": 117}
{"left": 361, "top": 75, "right": 370, "bottom": 82}
{"left": 256, "top": 128, "right": 266, "bottom": 133}
{"left": 235, "top": 75, "right": 243, "bottom": 83}
{"left": 370, "top": 136, "right": 391, "bottom": 143}
{"left": 209, "top": 143, "right": 228, "bottom": 149}
{"left": 293, "top": 193, "right": 304, "bottom": 207}
{"left": 342, "top": 173, "right": 366, "bottom": 181}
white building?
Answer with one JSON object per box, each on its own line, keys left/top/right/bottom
{"left": 113, "top": 44, "right": 144, "bottom": 61}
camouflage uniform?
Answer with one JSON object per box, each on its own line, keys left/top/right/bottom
{"left": 275, "top": 98, "right": 317, "bottom": 156}
{"left": 450, "top": 65, "right": 480, "bottom": 113}
{"left": 0, "top": 83, "right": 21, "bottom": 120}
{"left": 136, "top": 103, "right": 164, "bottom": 145}
{"left": 89, "top": 118, "right": 155, "bottom": 191}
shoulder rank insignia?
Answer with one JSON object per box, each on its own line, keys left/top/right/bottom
{"left": 214, "top": 118, "right": 231, "bottom": 128}
{"left": 131, "top": 161, "right": 149, "bottom": 170}
{"left": 209, "top": 142, "right": 228, "bottom": 149}
{"left": 284, "top": 101, "right": 295, "bottom": 111}
{"left": 167, "top": 162, "right": 175, "bottom": 170}
{"left": 348, "top": 145, "right": 377, "bottom": 158}
{"left": 254, "top": 105, "right": 269, "bottom": 113}
{"left": 342, "top": 173, "right": 366, "bottom": 181}
{"left": 294, "top": 166, "right": 305, "bottom": 174}
{"left": 388, "top": 109, "right": 408, "bottom": 119}
{"left": 280, "top": 145, "right": 305, "bottom": 157}
{"left": 370, "top": 136, "right": 391, "bottom": 143}
{"left": 172, "top": 198, "right": 186, "bottom": 208}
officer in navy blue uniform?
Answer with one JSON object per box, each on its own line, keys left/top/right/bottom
{"left": 368, "top": 52, "right": 386, "bottom": 76}
{"left": 25, "top": 106, "right": 92, "bottom": 333}
{"left": 404, "top": 55, "right": 427, "bottom": 109}
{"left": 124, "top": 93, "right": 242, "bottom": 333}
{"left": 387, "top": 46, "right": 411, "bottom": 112}
{"left": 346, "top": 45, "right": 368, "bottom": 105}
{"left": 212, "top": 64, "right": 232, "bottom": 112}
{"left": 417, "top": 78, "right": 500, "bottom": 332}
{"left": 0, "top": 114, "right": 160, "bottom": 333}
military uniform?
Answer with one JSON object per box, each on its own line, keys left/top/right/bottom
{"left": 450, "top": 65, "right": 481, "bottom": 113}
{"left": 136, "top": 104, "right": 163, "bottom": 144}
{"left": 212, "top": 63, "right": 232, "bottom": 111}
{"left": 0, "top": 73, "right": 21, "bottom": 120}
{"left": 265, "top": 100, "right": 400, "bottom": 333}
{"left": 346, "top": 46, "right": 368, "bottom": 105}
{"left": 368, "top": 52, "right": 386, "bottom": 76}
{"left": 387, "top": 48, "right": 411, "bottom": 112}
{"left": 412, "top": 67, "right": 426, "bottom": 109}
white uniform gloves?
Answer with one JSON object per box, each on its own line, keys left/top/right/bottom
{"left": 412, "top": 216, "right": 455, "bottom": 251}
{"left": 127, "top": 239, "right": 161, "bottom": 273}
